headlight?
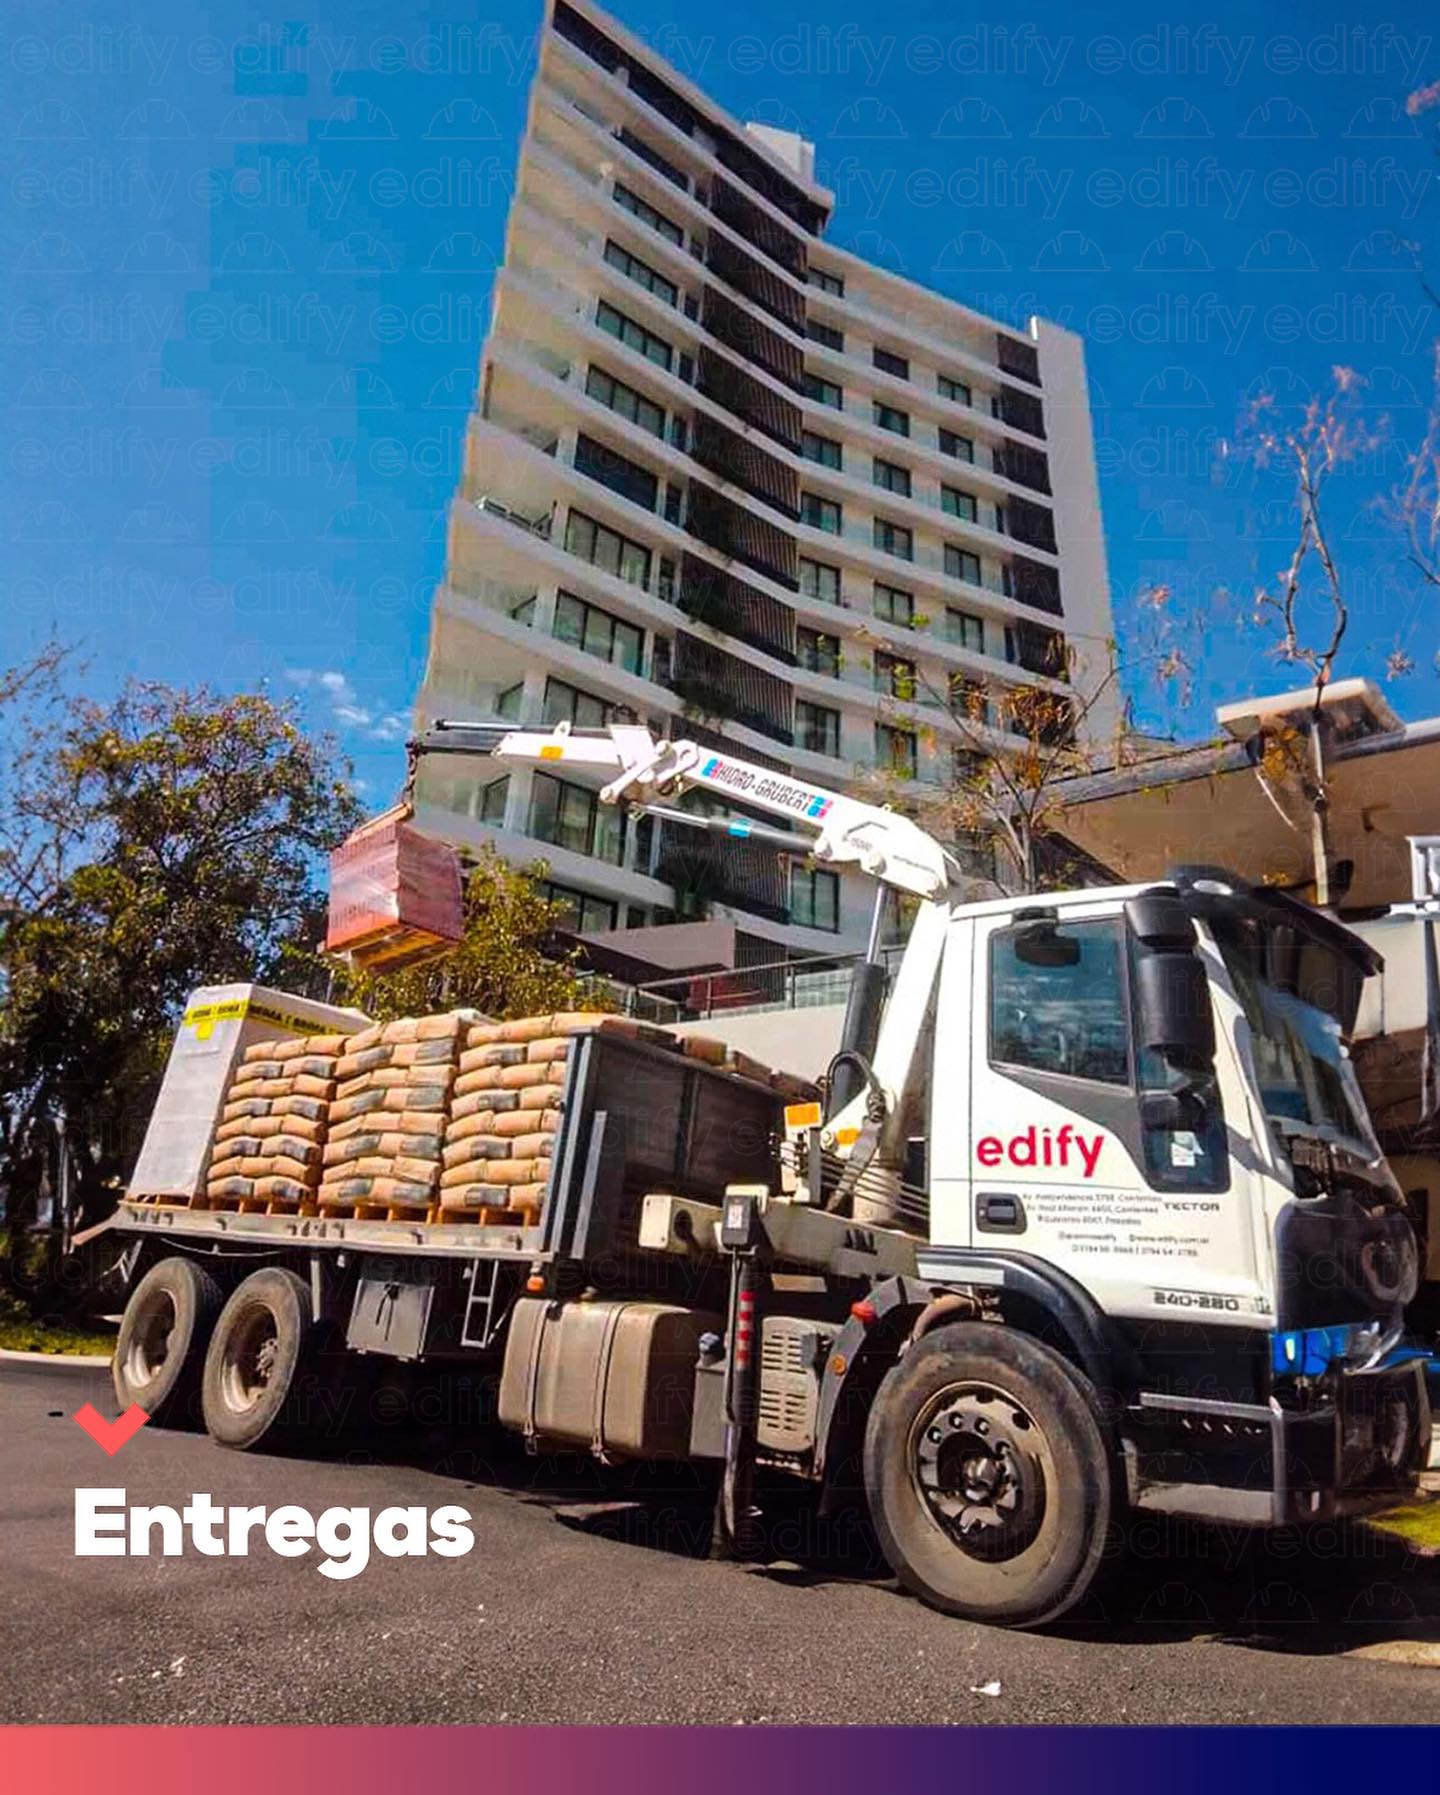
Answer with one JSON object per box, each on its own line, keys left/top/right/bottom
{"left": 1271, "top": 1316, "right": 1405, "bottom": 1377}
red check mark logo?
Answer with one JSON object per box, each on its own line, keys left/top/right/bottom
{"left": 74, "top": 1402, "right": 149, "bottom": 1456}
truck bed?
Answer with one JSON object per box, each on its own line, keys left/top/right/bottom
{"left": 104, "top": 1030, "right": 788, "bottom": 1272}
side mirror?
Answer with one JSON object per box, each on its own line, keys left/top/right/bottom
{"left": 1125, "top": 890, "right": 1216, "bottom": 1072}
{"left": 1132, "top": 948, "right": 1215, "bottom": 1070}
{"left": 1013, "top": 923, "right": 1081, "bottom": 969}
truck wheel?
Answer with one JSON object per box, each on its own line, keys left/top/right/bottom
{"left": 112, "top": 1256, "right": 222, "bottom": 1428}
{"left": 202, "top": 1268, "right": 316, "bottom": 1451}
{"left": 864, "top": 1321, "right": 1112, "bottom": 1629}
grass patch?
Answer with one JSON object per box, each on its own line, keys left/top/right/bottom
{"left": 1361, "top": 1498, "right": 1440, "bottom": 1554}
{"left": 0, "top": 1291, "right": 115, "bottom": 1358}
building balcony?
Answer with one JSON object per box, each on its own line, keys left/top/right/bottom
{"left": 663, "top": 629, "right": 794, "bottom": 745}
{"left": 686, "top": 481, "right": 798, "bottom": 590}
{"left": 801, "top": 252, "right": 1042, "bottom": 395}
{"left": 543, "top": 19, "right": 829, "bottom": 242}
{"left": 708, "top": 177, "right": 807, "bottom": 280}
{"left": 528, "top": 82, "right": 815, "bottom": 336}
{"left": 697, "top": 345, "right": 802, "bottom": 452}
{"left": 997, "top": 332, "right": 1042, "bottom": 386}
{"left": 689, "top": 412, "right": 799, "bottom": 519}
{"left": 655, "top": 827, "right": 791, "bottom": 925}
{"left": 701, "top": 287, "right": 804, "bottom": 392}
{"left": 678, "top": 554, "right": 795, "bottom": 665}
{"left": 706, "top": 233, "right": 805, "bottom": 334}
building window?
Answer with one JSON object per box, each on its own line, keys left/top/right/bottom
{"left": 942, "top": 485, "right": 977, "bottom": 522}
{"left": 949, "top": 675, "right": 990, "bottom": 725}
{"left": 544, "top": 880, "right": 619, "bottom": 934}
{"left": 553, "top": 590, "right": 644, "bottom": 675}
{"left": 530, "top": 772, "right": 625, "bottom": 865}
{"left": 564, "top": 508, "right": 653, "bottom": 590}
{"left": 543, "top": 677, "right": 615, "bottom": 729}
{"left": 808, "top": 267, "right": 844, "bottom": 296}
{"left": 617, "top": 126, "right": 688, "bottom": 190}
{"left": 596, "top": 298, "right": 673, "bottom": 370}
{"left": 797, "top": 626, "right": 840, "bottom": 675}
{"left": 574, "top": 432, "right": 659, "bottom": 512}
{"left": 873, "top": 582, "right": 914, "bottom": 627}
{"left": 799, "top": 558, "right": 841, "bottom": 605}
{"left": 938, "top": 374, "right": 972, "bottom": 406}
{"left": 875, "top": 722, "right": 917, "bottom": 778}
{"left": 802, "top": 430, "right": 843, "bottom": 469}
{"left": 873, "top": 457, "right": 911, "bottom": 497}
{"left": 613, "top": 182, "right": 684, "bottom": 245}
{"left": 873, "top": 650, "right": 916, "bottom": 699}
{"left": 801, "top": 492, "right": 842, "bottom": 534}
{"left": 585, "top": 365, "right": 665, "bottom": 439}
{"left": 480, "top": 776, "right": 509, "bottom": 824}
{"left": 873, "top": 400, "right": 910, "bottom": 437}
{"left": 602, "top": 239, "right": 679, "bottom": 308}
{"left": 939, "top": 427, "right": 975, "bottom": 462}
{"left": 806, "top": 319, "right": 844, "bottom": 351}
{"left": 945, "top": 607, "right": 985, "bottom": 652}
{"left": 790, "top": 864, "right": 839, "bottom": 931}
{"left": 873, "top": 347, "right": 909, "bottom": 380}
{"left": 803, "top": 372, "right": 843, "bottom": 409}
{"left": 873, "top": 517, "right": 913, "bottom": 560}
{"left": 945, "top": 545, "right": 982, "bottom": 586}
{"left": 795, "top": 698, "right": 841, "bottom": 756}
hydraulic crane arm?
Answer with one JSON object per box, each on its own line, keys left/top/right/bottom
{"left": 408, "top": 719, "right": 961, "bottom": 1186}
{"left": 410, "top": 718, "right": 961, "bottom": 901}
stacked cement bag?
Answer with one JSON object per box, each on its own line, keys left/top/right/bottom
{"left": 317, "top": 1014, "right": 468, "bottom": 1216}
{"left": 205, "top": 1036, "right": 344, "bottom": 1211}
{"left": 436, "top": 1011, "right": 638, "bottom": 1222}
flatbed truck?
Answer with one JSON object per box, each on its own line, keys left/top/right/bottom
{"left": 95, "top": 721, "right": 1431, "bottom": 1628}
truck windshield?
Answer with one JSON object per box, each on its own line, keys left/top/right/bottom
{"left": 1212, "top": 919, "right": 1376, "bottom": 1154}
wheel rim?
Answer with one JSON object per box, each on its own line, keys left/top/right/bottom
{"left": 910, "top": 1380, "right": 1048, "bottom": 1563}
{"left": 221, "top": 1305, "right": 281, "bottom": 1414}
{"left": 124, "top": 1290, "right": 177, "bottom": 1389}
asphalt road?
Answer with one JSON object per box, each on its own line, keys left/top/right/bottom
{"left": 4, "top": 1357, "right": 1440, "bottom": 1725}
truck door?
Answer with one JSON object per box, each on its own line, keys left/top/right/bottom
{"left": 962, "top": 905, "right": 1262, "bottom": 1325}
{"left": 926, "top": 910, "right": 975, "bottom": 1249}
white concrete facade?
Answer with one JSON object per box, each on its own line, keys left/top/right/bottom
{"left": 412, "top": 0, "right": 1116, "bottom": 952}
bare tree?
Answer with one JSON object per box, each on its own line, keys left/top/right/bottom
{"left": 1398, "top": 341, "right": 1440, "bottom": 603}
{"left": 1243, "top": 369, "right": 1381, "bottom": 906}
{"left": 851, "top": 623, "right": 1135, "bottom": 895}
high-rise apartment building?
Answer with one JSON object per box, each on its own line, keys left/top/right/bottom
{"left": 413, "top": 0, "right": 1117, "bottom": 954}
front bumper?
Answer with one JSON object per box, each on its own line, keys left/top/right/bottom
{"left": 1128, "top": 1360, "right": 1431, "bottom": 1527}
{"left": 1272, "top": 1359, "right": 1432, "bottom": 1525}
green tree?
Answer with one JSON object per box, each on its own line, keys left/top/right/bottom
{"left": 0, "top": 673, "right": 361, "bottom": 1300}
{"left": 341, "top": 844, "right": 608, "bottom": 1022}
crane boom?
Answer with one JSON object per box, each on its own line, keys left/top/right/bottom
{"left": 412, "top": 719, "right": 961, "bottom": 901}
{"left": 408, "top": 718, "right": 961, "bottom": 1187}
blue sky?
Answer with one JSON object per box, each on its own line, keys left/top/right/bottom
{"left": 1, "top": 0, "right": 1437, "bottom": 797}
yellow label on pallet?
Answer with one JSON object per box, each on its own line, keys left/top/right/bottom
{"left": 181, "top": 996, "right": 327, "bottom": 1043}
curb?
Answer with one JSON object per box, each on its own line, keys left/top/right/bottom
{"left": 0, "top": 1346, "right": 113, "bottom": 1366}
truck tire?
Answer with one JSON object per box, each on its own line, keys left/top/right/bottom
{"left": 112, "top": 1256, "right": 222, "bottom": 1428}
{"left": 202, "top": 1267, "right": 317, "bottom": 1451}
{"left": 864, "top": 1321, "right": 1112, "bottom": 1629}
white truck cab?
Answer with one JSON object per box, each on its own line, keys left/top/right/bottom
{"left": 921, "top": 875, "right": 1412, "bottom": 1341}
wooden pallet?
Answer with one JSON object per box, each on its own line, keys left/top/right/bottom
{"left": 315, "top": 1198, "right": 433, "bottom": 1223}
{"left": 431, "top": 1203, "right": 536, "bottom": 1227}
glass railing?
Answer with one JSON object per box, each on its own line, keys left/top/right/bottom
{"left": 622, "top": 941, "right": 910, "bottom": 1020}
